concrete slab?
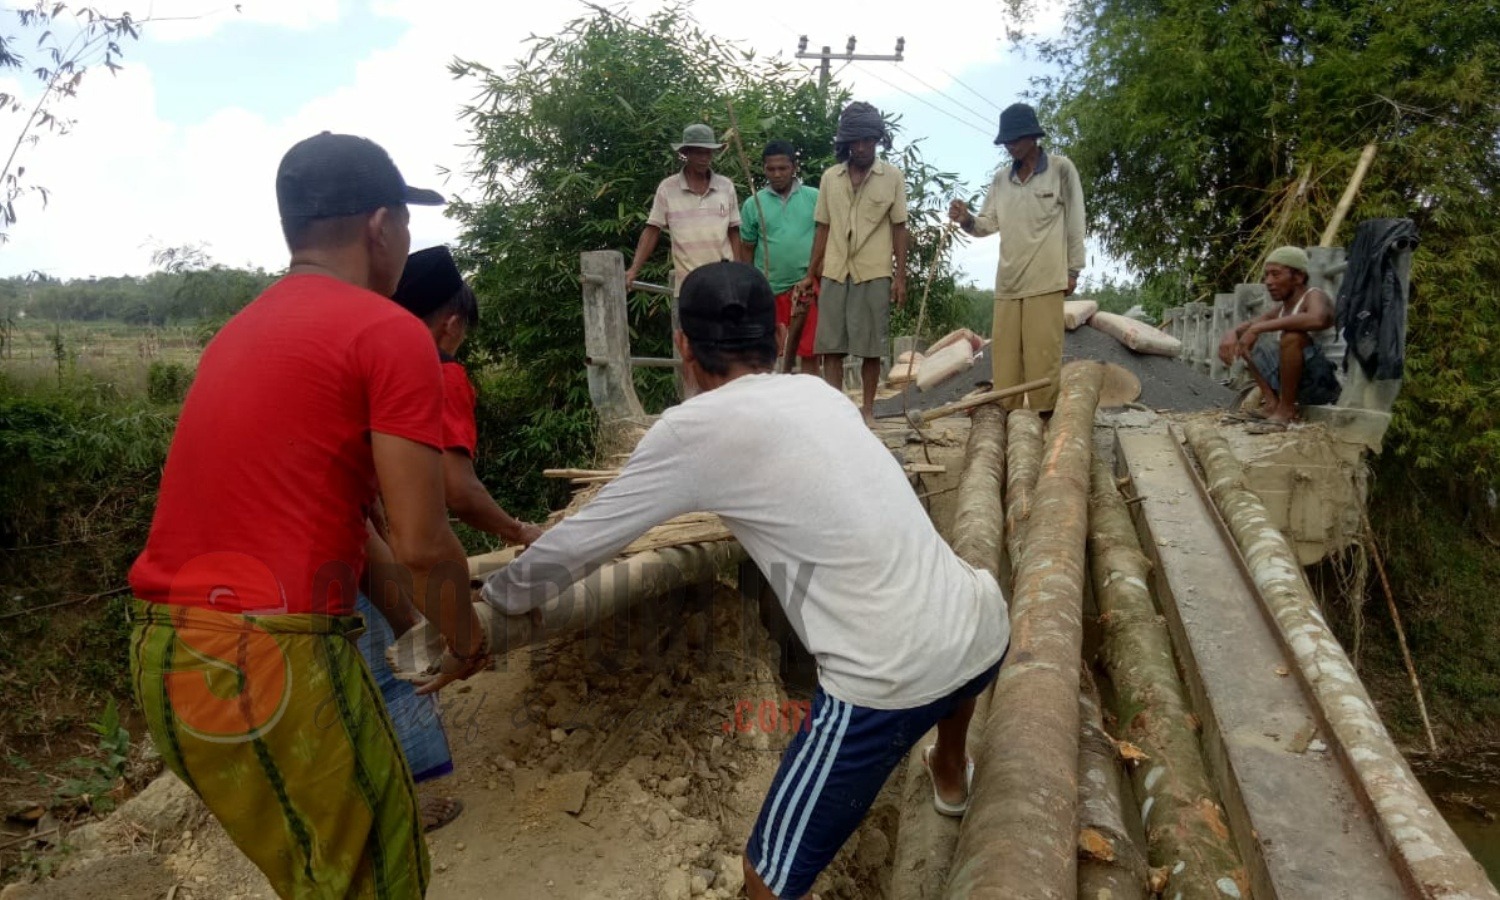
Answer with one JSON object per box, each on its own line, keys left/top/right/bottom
{"left": 1117, "top": 424, "right": 1409, "bottom": 899}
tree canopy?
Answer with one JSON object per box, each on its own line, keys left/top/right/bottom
{"left": 1031, "top": 0, "right": 1500, "bottom": 490}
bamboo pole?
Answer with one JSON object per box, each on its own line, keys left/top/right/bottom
{"left": 1182, "top": 421, "right": 1498, "bottom": 900}
{"left": 1004, "top": 409, "right": 1045, "bottom": 584}
{"left": 1320, "top": 142, "right": 1378, "bottom": 247}
{"left": 946, "top": 360, "right": 1105, "bottom": 900}
{"left": 390, "top": 541, "right": 745, "bottom": 675}
{"left": 1088, "top": 455, "right": 1247, "bottom": 899}
{"left": 890, "top": 403, "right": 1006, "bottom": 898}
{"left": 1077, "top": 666, "right": 1148, "bottom": 900}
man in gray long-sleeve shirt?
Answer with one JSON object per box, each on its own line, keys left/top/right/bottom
{"left": 949, "top": 102, "right": 1086, "bottom": 413}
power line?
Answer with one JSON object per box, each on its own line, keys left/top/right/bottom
{"left": 935, "top": 64, "right": 1006, "bottom": 115}
{"left": 896, "top": 64, "right": 998, "bottom": 125}
{"left": 848, "top": 62, "right": 993, "bottom": 139}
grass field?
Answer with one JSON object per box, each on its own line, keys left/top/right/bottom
{"left": 1, "top": 319, "right": 204, "bottom": 396}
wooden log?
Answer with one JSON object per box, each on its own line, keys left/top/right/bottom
{"left": 946, "top": 360, "right": 1104, "bottom": 900}
{"left": 1004, "top": 409, "right": 1045, "bottom": 585}
{"left": 1183, "top": 421, "right": 1499, "bottom": 900}
{"left": 1088, "top": 455, "right": 1246, "bottom": 899}
{"left": 1088, "top": 310, "right": 1183, "bottom": 357}
{"left": 1077, "top": 666, "right": 1148, "bottom": 900}
{"left": 889, "top": 403, "right": 1006, "bottom": 898}
{"left": 948, "top": 404, "right": 1006, "bottom": 581}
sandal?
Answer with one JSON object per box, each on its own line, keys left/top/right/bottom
{"left": 922, "top": 745, "right": 974, "bottom": 817}
{"left": 421, "top": 796, "right": 464, "bottom": 833}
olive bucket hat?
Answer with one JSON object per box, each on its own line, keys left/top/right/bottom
{"left": 671, "top": 123, "right": 725, "bottom": 151}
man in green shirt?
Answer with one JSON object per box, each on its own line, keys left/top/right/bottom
{"left": 739, "top": 140, "right": 821, "bottom": 374}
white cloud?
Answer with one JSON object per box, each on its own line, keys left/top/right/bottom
{"left": 0, "top": 0, "right": 1070, "bottom": 281}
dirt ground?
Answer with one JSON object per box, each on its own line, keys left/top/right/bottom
{"left": 2, "top": 586, "right": 915, "bottom": 900}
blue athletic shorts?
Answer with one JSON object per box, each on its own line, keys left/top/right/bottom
{"left": 745, "top": 656, "right": 1003, "bottom": 898}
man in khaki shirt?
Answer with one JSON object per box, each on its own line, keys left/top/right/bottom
{"left": 796, "top": 101, "right": 909, "bottom": 426}
{"left": 949, "top": 103, "right": 1085, "bottom": 413}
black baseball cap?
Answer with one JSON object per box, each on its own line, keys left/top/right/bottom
{"left": 677, "top": 262, "right": 775, "bottom": 344}
{"left": 393, "top": 246, "right": 466, "bottom": 318}
{"left": 276, "top": 131, "right": 445, "bottom": 220}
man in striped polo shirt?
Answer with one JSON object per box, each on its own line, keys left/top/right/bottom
{"left": 625, "top": 123, "right": 742, "bottom": 294}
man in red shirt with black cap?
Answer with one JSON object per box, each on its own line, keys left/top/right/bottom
{"left": 128, "top": 132, "right": 487, "bottom": 899}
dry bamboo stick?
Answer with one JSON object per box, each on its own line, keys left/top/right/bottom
{"left": 1183, "top": 421, "right": 1497, "bottom": 900}
{"left": 1088, "top": 455, "right": 1246, "bottom": 899}
{"left": 544, "top": 468, "right": 621, "bottom": 479}
{"left": 946, "top": 360, "right": 1105, "bottom": 900}
{"left": 1004, "top": 409, "right": 1045, "bottom": 585}
{"left": 1320, "top": 142, "right": 1379, "bottom": 247}
{"left": 1077, "top": 666, "right": 1148, "bottom": 900}
{"left": 1361, "top": 509, "right": 1439, "bottom": 754}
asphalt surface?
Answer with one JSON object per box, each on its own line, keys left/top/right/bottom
{"left": 873, "top": 323, "right": 1236, "bottom": 419}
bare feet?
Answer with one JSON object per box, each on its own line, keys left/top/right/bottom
{"left": 862, "top": 410, "right": 877, "bottom": 429}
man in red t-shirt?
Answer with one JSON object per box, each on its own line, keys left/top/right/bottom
{"left": 392, "top": 245, "right": 545, "bottom": 547}
{"left": 128, "top": 132, "right": 487, "bottom": 900}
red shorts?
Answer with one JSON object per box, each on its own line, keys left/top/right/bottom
{"left": 775, "top": 288, "right": 820, "bottom": 359}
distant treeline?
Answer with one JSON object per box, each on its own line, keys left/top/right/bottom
{"left": 0, "top": 267, "right": 278, "bottom": 325}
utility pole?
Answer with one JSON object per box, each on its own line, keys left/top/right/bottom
{"left": 796, "top": 35, "right": 905, "bottom": 99}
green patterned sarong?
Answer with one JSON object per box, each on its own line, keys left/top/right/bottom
{"left": 129, "top": 600, "right": 429, "bottom": 899}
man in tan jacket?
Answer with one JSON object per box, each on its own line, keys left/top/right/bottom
{"left": 949, "top": 103, "right": 1086, "bottom": 413}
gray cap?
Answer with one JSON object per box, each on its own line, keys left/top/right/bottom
{"left": 672, "top": 123, "right": 724, "bottom": 151}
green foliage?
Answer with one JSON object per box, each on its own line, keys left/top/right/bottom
{"left": 54, "top": 698, "right": 130, "bottom": 814}
{"left": 145, "top": 360, "right": 193, "bottom": 404}
{"left": 0, "top": 375, "right": 171, "bottom": 749}
{"left": 1328, "top": 463, "right": 1500, "bottom": 744}
{"left": 451, "top": 5, "right": 973, "bottom": 513}
{"left": 1033, "top": 0, "right": 1500, "bottom": 491}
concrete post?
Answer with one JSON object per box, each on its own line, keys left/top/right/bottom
{"left": 582, "top": 251, "right": 649, "bottom": 454}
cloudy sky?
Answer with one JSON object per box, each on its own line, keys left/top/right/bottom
{"left": 0, "top": 0, "right": 1081, "bottom": 286}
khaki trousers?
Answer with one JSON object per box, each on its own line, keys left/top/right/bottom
{"left": 992, "top": 290, "right": 1065, "bottom": 412}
